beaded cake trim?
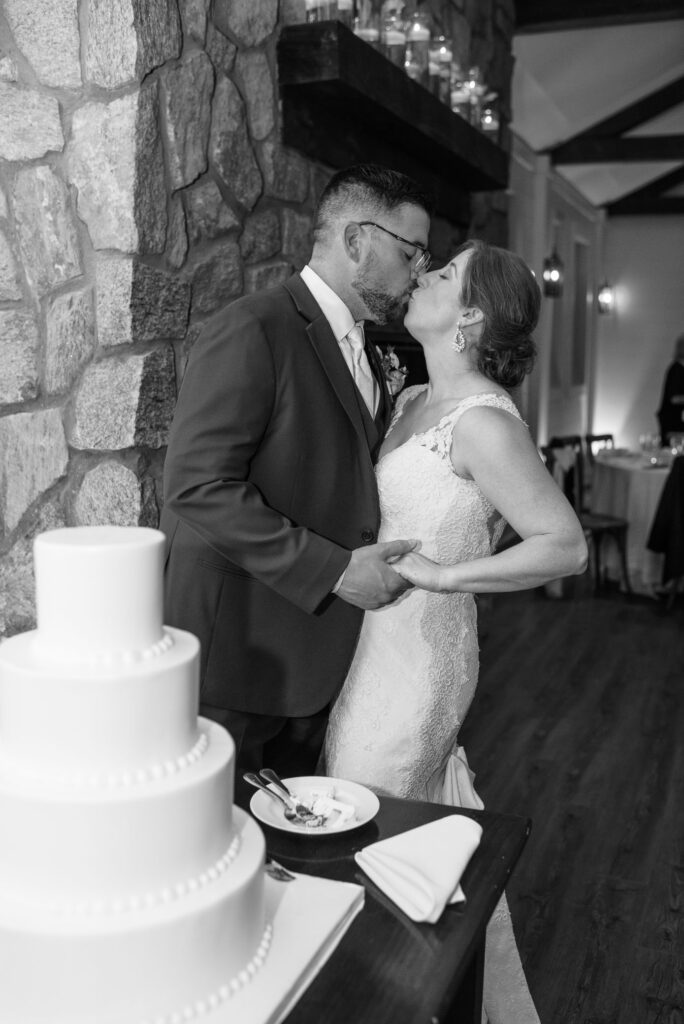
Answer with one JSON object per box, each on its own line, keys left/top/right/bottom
{"left": 139, "top": 922, "right": 274, "bottom": 1024}
{"left": 5, "top": 835, "right": 242, "bottom": 917}
{"left": 0, "top": 730, "right": 210, "bottom": 790}
{"left": 32, "top": 628, "right": 175, "bottom": 666}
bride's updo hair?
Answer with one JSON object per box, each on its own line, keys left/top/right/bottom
{"left": 456, "top": 239, "right": 541, "bottom": 389}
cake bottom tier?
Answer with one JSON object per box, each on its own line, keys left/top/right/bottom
{"left": 0, "top": 809, "right": 267, "bottom": 1024}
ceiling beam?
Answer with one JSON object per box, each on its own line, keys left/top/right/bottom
{"left": 551, "top": 134, "right": 684, "bottom": 163}
{"left": 515, "top": 0, "right": 684, "bottom": 33}
{"left": 605, "top": 164, "right": 684, "bottom": 212}
{"left": 607, "top": 195, "right": 684, "bottom": 214}
{"left": 574, "top": 75, "right": 684, "bottom": 137}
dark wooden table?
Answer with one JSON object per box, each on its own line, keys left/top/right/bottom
{"left": 263, "top": 796, "right": 531, "bottom": 1024}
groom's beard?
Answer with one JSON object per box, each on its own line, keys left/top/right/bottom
{"left": 352, "top": 252, "right": 410, "bottom": 325}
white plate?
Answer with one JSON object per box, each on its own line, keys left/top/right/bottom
{"left": 249, "top": 775, "right": 380, "bottom": 835}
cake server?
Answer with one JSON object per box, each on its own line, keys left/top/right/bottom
{"left": 258, "top": 768, "right": 324, "bottom": 823}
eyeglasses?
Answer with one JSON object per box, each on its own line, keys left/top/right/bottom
{"left": 358, "top": 221, "right": 431, "bottom": 274}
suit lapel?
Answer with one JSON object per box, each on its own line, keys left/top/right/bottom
{"left": 285, "top": 274, "right": 383, "bottom": 453}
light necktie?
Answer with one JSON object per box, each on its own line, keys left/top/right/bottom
{"left": 346, "top": 323, "right": 376, "bottom": 415}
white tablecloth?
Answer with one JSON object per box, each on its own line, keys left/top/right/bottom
{"left": 590, "top": 453, "right": 669, "bottom": 591}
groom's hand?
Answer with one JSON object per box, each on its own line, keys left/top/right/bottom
{"left": 336, "top": 539, "right": 418, "bottom": 610}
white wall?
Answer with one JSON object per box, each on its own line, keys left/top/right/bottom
{"left": 592, "top": 217, "right": 684, "bottom": 449}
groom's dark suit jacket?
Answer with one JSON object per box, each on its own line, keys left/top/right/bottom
{"left": 161, "top": 273, "right": 392, "bottom": 718}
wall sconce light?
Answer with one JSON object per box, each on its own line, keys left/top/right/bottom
{"left": 597, "top": 281, "right": 614, "bottom": 314}
{"left": 542, "top": 249, "right": 564, "bottom": 297}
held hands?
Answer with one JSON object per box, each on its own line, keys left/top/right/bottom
{"left": 336, "top": 539, "right": 418, "bottom": 610}
{"left": 392, "top": 551, "right": 447, "bottom": 593}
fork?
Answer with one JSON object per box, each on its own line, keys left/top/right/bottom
{"left": 242, "top": 772, "right": 325, "bottom": 827}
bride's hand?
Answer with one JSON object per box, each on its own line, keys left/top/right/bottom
{"left": 392, "top": 552, "right": 447, "bottom": 592}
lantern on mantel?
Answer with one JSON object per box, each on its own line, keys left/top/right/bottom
{"left": 542, "top": 249, "right": 564, "bottom": 298}
{"left": 597, "top": 281, "right": 615, "bottom": 314}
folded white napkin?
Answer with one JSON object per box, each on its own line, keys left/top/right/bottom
{"left": 354, "top": 814, "right": 483, "bottom": 923}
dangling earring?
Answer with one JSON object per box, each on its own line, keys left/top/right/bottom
{"left": 452, "top": 323, "right": 466, "bottom": 353}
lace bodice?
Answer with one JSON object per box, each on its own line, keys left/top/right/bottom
{"left": 376, "top": 384, "right": 523, "bottom": 563}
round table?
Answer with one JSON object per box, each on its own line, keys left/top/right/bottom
{"left": 590, "top": 452, "right": 669, "bottom": 592}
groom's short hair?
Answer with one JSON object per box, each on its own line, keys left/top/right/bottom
{"left": 313, "top": 164, "right": 433, "bottom": 245}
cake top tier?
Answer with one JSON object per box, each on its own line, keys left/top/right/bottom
{"left": 34, "top": 526, "right": 166, "bottom": 663}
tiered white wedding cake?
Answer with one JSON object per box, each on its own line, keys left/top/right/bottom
{"left": 0, "top": 526, "right": 271, "bottom": 1023}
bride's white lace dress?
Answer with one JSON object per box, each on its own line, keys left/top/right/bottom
{"left": 325, "top": 384, "right": 541, "bottom": 1024}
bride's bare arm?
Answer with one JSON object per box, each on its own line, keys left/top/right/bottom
{"left": 394, "top": 406, "right": 588, "bottom": 593}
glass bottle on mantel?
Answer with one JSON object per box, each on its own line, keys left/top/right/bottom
{"left": 404, "top": 9, "right": 431, "bottom": 87}
{"left": 428, "top": 35, "right": 452, "bottom": 103}
{"left": 381, "top": 10, "right": 406, "bottom": 68}
{"left": 450, "top": 64, "right": 471, "bottom": 121}
{"left": 337, "top": 0, "right": 353, "bottom": 28}
{"left": 305, "top": 0, "right": 338, "bottom": 21}
{"left": 354, "top": 0, "right": 381, "bottom": 47}
{"left": 480, "top": 95, "right": 500, "bottom": 139}
{"left": 465, "top": 65, "right": 487, "bottom": 125}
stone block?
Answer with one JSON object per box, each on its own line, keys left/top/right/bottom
{"left": 86, "top": 0, "right": 182, "bottom": 88}
{"left": 0, "top": 409, "right": 68, "bottom": 536}
{"left": 0, "top": 227, "right": 22, "bottom": 300}
{"left": 240, "top": 208, "right": 281, "bottom": 263}
{"left": 281, "top": 208, "right": 312, "bottom": 267}
{"left": 179, "top": 0, "right": 210, "bottom": 43}
{"left": 0, "top": 184, "right": 7, "bottom": 219}
{"left": 190, "top": 240, "right": 243, "bottom": 315}
{"left": 4, "top": 0, "right": 81, "bottom": 89}
{"left": 185, "top": 178, "right": 241, "bottom": 244}
{"left": 67, "top": 87, "right": 166, "bottom": 254}
{"left": 236, "top": 50, "right": 275, "bottom": 142}
{"left": 162, "top": 51, "right": 214, "bottom": 190}
{"left": 69, "top": 346, "right": 177, "bottom": 451}
{"left": 206, "top": 23, "right": 237, "bottom": 75}
{"left": 96, "top": 255, "right": 191, "bottom": 347}
{"left": 259, "top": 141, "right": 310, "bottom": 203}
{"left": 166, "top": 194, "right": 189, "bottom": 270}
{"left": 210, "top": 76, "right": 262, "bottom": 210}
{"left": 280, "top": 0, "right": 307, "bottom": 26}
{"left": 244, "top": 261, "right": 293, "bottom": 294}
{"left": 0, "top": 83, "right": 63, "bottom": 161}
{"left": 74, "top": 460, "right": 146, "bottom": 527}
{"left": 0, "top": 309, "right": 39, "bottom": 406}
{"left": 213, "top": 0, "right": 277, "bottom": 47}
{"left": 13, "top": 165, "right": 82, "bottom": 298}
{"left": 0, "top": 56, "right": 19, "bottom": 82}
{"left": 45, "top": 289, "right": 96, "bottom": 395}
{"left": 0, "top": 500, "right": 66, "bottom": 637}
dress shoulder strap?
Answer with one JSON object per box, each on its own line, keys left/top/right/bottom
{"left": 386, "top": 383, "right": 429, "bottom": 437}
{"left": 444, "top": 391, "right": 523, "bottom": 427}
{"left": 423, "top": 392, "right": 524, "bottom": 465}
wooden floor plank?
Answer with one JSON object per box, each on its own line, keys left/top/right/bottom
{"left": 461, "top": 581, "right": 684, "bottom": 1023}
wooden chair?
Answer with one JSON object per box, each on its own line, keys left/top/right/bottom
{"left": 583, "top": 433, "right": 615, "bottom": 508}
{"left": 585, "top": 433, "right": 615, "bottom": 464}
{"left": 545, "top": 437, "right": 632, "bottom": 595}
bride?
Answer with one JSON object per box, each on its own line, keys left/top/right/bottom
{"left": 325, "top": 239, "right": 588, "bottom": 1024}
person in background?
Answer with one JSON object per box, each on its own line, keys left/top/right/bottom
{"left": 656, "top": 333, "right": 684, "bottom": 446}
{"left": 325, "top": 239, "right": 588, "bottom": 1024}
{"left": 161, "top": 164, "right": 433, "bottom": 809}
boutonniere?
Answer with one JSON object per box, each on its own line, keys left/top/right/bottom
{"left": 375, "top": 345, "right": 408, "bottom": 397}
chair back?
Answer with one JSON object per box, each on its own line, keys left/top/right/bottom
{"left": 547, "top": 435, "right": 584, "bottom": 512}
{"left": 585, "top": 433, "right": 615, "bottom": 465}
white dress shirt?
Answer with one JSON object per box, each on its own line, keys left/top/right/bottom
{"left": 300, "top": 265, "right": 378, "bottom": 415}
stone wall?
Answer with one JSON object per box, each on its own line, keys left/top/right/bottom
{"left": 0, "top": 0, "right": 514, "bottom": 638}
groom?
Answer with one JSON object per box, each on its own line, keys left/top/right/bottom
{"left": 161, "top": 164, "right": 433, "bottom": 807}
